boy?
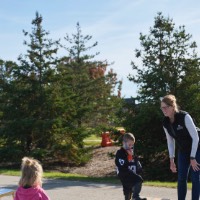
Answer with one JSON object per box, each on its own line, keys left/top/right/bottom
{"left": 115, "top": 133, "right": 146, "bottom": 200}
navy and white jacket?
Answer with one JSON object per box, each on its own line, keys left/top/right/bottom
{"left": 163, "top": 110, "right": 199, "bottom": 158}
{"left": 115, "top": 147, "right": 142, "bottom": 182}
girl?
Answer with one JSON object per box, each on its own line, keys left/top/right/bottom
{"left": 14, "top": 157, "right": 50, "bottom": 200}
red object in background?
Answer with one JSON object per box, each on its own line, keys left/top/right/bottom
{"left": 101, "top": 131, "right": 113, "bottom": 147}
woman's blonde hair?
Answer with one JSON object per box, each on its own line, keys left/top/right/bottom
{"left": 19, "top": 157, "right": 43, "bottom": 187}
{"left": 161, "top": 94, "right": 179, "bottom": 112}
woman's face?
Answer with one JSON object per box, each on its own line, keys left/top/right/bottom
{"left": 160, "top": 102, "right": 174, "bottom": 117}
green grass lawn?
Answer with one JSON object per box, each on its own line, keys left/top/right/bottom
{"left": 84, "top": 134, "right": 101, "bottom": 140}
{"left": 83, "top": 134, "right": 102, "bottom": 146}
{"left": 0, "top": 169, "right": 192, "bottom": 189}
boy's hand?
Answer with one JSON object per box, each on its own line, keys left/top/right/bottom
{"left": 126, "top": 149, "right": 133, "bottom": 155}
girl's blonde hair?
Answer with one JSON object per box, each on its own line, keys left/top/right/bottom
{"left": 161, "top": 94, "right": 179, "bottom": 112}
{"left": 19, "top": 157, "right": 43, "bottom": 187}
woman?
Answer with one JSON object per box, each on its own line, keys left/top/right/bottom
{"left": 161, "top": 94, "right": 200, "bottom": 200}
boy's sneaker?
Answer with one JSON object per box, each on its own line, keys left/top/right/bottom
{"left": 133, "top": 198, "right": 147, "bottom": 200}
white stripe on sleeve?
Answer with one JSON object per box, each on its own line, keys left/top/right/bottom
{"left": 163, "top": 127, "right": 175, "bottom": 158}
{"left": 184, "top": 114, "right": 199, "bottom": 158}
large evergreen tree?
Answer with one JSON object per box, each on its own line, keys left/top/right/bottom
{"left": 58, "top": 23, "right": 122, "bottom": 145}
{"left": 0, "top": 12, "right": 62, "bottom": 160}
{"left": 129, "top": 12, "right": 200, "bottom": 103}
{"left": 124, "top": 12, "right": 200, "bottom": 180}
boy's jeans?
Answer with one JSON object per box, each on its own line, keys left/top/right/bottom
{"left": 178, "top": 149, "right": 200, "bottom": 200}
{"left": 120, "top": 173, "right": 143, "bottom": 200}
{"left": 132, "top": 181, "right": 142, "bottom": 199}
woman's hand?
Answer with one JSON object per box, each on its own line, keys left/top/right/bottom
{"left": 190, "top": 159, "right": 200, "bottom": 171}
{"left": 170, "top": 159, "right": 177, "bottom": 173}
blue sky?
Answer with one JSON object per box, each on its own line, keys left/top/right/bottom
{"left": 1, "top": 0, "right": 200, "bottom": 97}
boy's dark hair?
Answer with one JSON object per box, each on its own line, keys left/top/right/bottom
{"left": 123, "top": 133, "right": 135, "bottom": 143}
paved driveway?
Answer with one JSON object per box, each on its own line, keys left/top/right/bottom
{"left": 0, "top": 175, "right": 191, "bottom": 200}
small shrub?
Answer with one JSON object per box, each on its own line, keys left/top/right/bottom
{"left": 0, "top": 146, "right": 23, "bottom": 162}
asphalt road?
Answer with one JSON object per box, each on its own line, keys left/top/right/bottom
{"left": 0, "top": 175, "right": 192, "bottom": 200}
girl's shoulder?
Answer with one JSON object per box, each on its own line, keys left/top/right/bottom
{"left": 37, "top": 186, "right": 50, "bottom": 200}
